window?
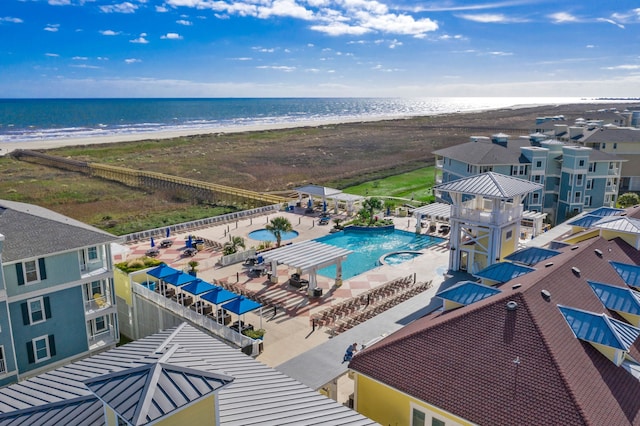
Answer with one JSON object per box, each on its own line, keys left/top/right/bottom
{"left": 588, "top": 162, "right": 595, "bottom": 172}
{"left": 601, "top": 143, "right": 606, "bottom": 149}
{"left": 532, "top": 193, "right": 540, "bottom": 203}
{"left": 27, "top": 335, "right": 56, "bottom": 364}
{"left": 574, "top": 192, "right": 581, "bottom": 203}
{"left": 0, "top": 346, "right": 6, "bottom": 374}
{"left": 506, "top": 230, "right": 513, "bottom": 240}
{"left": 584, "top": 196, "right": 592, "bottom": 207}
{"left": 412, "top": 409, "right": 425, "bottom": 426}
{"left": 16, "top": 258, "right": 46, "bottom": 285}
{"left": 87, "top": 247, "right": 98, "bottom": 261}
{"left": 613, "top": 143, "right": 617, "bottom": 149}
{"left": 479, "top": 166, "right": 493, "bottom": 173}
{"left": 21, "top": 297, "right": 51, "bottom": 326}
{"left": 579, "top": 159, "right": 585, "bottom": 167}
{"left": 533, "top": 175, "right": 542, "bottom": 183}
{"left": 432, "top": 419, "right": 445, "bottom": 426}
{"left": 586, "top": 179, "right": 593, "bottom": 190}
{"left": 511, "top": 165, "right": 527, "bottom": 176}
{"left": 576, "top": 174, "right": 583, "bottom": 186}
{"left": 117, "top": 415, "right": 129, "bottom": 426}
{"left": 91, "top": 316, "right": 108, "bottom": 335}
{"left": 609, "top": 162, "right": 616, "bottom": 170}
{"left": 466, "top": 164, "right": 477, "bottom": 174}
{"left": 536, "top": 160, "right": 542, "bottom": 168}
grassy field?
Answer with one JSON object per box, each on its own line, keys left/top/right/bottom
{"left": 342, "top": 166, "right": 436, "bottom": 204}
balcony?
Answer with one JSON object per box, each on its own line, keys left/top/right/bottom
{"left": 608, "top": 167, "right": 619, "bottom": 176}
{"left": 435, "top": 175, "right": 443, "bottom": 185}
{"left": 452, "top": 204, "right": 523, "bottom": 225}
{"left": 88, "top": 325, "right": 118, "bottom": 351}
{"left": 436, "top": 159, "right": 444, "bottom": 169}
{"left": 84, "top": 293, "right": 112, "bottom": 314}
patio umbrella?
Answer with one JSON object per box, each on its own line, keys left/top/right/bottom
{"left": 147, "top": 264, "right": 179, "bottom": 279}
{"left": 163, "top": 271, "right": 198, "bottom": 288}
{"left": 200, "top": 287, "right": 239, "bottom": 323}
{"left": 221, "top": 295, "right": 262, "bottom": 330}
{"left": 166, "top": 227, "right": 171, "bottom": 238}
{"left": 150, "top": 237, "right": 155, "bottom": 248}
{"left": 323, "top": 200, "right": 327, "bottom": 212}
{"left": 186, "top": 235, "right": 193, "bottom": 248}
{"left": 307, "top": 198, "right": 312, "bottom": 208}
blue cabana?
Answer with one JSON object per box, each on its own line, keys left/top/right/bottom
{"left": 181, "top": 279, "right": 217, "bottom": 296}
{"left": 221, "top": 295, "right": 263, "bottom": 330}
{"left": 163, "top": 271, "right": 198, "bottom": 287}
{"left": 147, "top": 264, "right": 179, "bottom": 279}
{"left": 200, "top": 287, "right": 238, "bottom": 305}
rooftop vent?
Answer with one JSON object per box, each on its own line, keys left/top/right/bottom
{"left": 545, "top": 262, "right": 554, "bottom": 268}
{"left": 512, "top": 284, "right": 522, "bottom": 290}
{"left": 506, "top": 301, "right": 518, "bottom": 311}
{"left": 571, "top": 246, "right": 579, "bottom": 251}
{"left": 594, "top": 249, "right": 603, "bottom": 257}
{"left": 541, "top": 290, "right": 551, "bottom": 300}
{"left": 572, "top": 267, "right": 581, "bottom": 276}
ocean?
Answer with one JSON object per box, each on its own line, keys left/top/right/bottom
{"left": 0, "top": 97, "right": 606, "bottom": 144}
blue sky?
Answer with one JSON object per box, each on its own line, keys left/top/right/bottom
{"left": 1, "top": 0, "right": 639, "bottom": 98}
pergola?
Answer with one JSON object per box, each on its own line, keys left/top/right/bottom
{"left": 521, "top": 210, "right": 548, "bottom": 237}
{"left": 411, "top": 202, "right": 452, "bottom": 232}
{"left": 294, "top": 185, "right": 364, "bottom": 215}
{"left": 261, "top": 240, "right": 353, "bottom": 295}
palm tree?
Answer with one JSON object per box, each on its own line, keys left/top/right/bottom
{"left": 266, "top": 216, "right": 293, "bottom": 247}
{"left": 223, "top": 236, "right": 246, "bottom": 255}
{"left": 363, "top": 197, "right": 383, "bottom": 225}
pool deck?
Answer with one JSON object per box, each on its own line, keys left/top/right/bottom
{"left": 119, "top": 209, "right": 453, "bottom": 371}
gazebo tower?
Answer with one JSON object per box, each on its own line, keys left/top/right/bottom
{"left": 434, "top": 172, "right": 542, "bottom": 273}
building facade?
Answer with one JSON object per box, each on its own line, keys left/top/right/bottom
{"left": 433, "top": 133, "right": 624, "bottom": 225}
{"left": 0, "top": 200, "right": 119, "bottom": 385}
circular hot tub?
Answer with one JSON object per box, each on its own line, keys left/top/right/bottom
{"left": 379, "top": 251, "right": 423, "bottom": 266}
{"left": 248, "top": 229, "right": 299, "bottom": 242}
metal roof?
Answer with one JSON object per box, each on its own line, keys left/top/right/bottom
{"left": 84, "top": 357, "right": 233, "bottom": 426}
{"left": 587, "top": 281, "right": 640, "bottom": 316}
{"left": 434, "top": 172, "right": 543, "bottom": 199}
{"left": 0, "top": 199, "right": 119, "bottom": 263}
{"left": 412, "top": 203, "right": 451, "bottom": 221}
{"left": 610, "top": 261, "right": 640, "bottom": 289}
{"left": 568, "top": 214, "right": 608, "bottom": 229}
{"left": 0, "top": 324, "right": 375, "bottom": 426}
{"left": 261, "top": 240, "right": 353, "bottom": 273}
{"left": 0, "top": 395, "right": 103, "bottom": 426}
{"left": 594, "top": 216, "right": 640, "bottom": 234}
{"left": 294, "top": 185, "right": 342, "bottom": 198}
{"left": 436, "top": 281, "right": 501, "bottom": 306}
{"left": 589, "top": 207, "right": 625, "bottom": 217}
{"left": 474, "top": 262, "right": 536, "bottom": 283}
{"left": 504, "top": 247, "right": 561, "bottom": 266}
{"left": 558, "top": 305, "right": 640, "bottom": 351}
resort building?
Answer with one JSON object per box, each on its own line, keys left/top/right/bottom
{"left": 0, "top": 200, "right": 119, "bottom": 385}
{"left": 347, "top": 205, "right": 640, "bottom": 426}
{"left": 433, "top": 172, "right": 542, "bottom": 273}
{"left": 0, "top": 323, "right": 376, "bottom": 425}
{"left": 433, "top": 132, "right": 624, "bottom": 225}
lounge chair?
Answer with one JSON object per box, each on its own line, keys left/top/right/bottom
{"left": 319, "top": 216, "right": 330, "bottom": 225}
{"left": 289, "top": 273, "right": 309, "bottom": 289}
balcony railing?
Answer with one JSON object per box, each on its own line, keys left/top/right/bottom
{"left": 84, "top": 293, "right": 111, "bottom": 313}
{"left": 452, "top": 204, "right": 523, "bottom": 225}
{"left": 88, "top": 325, "right": 117, "bottom": 350}
{"left": 436, "top": 159, "right": 444, "bottom": 168}
{"left": 608, "top": 167, "right": 619, "bottom": 176}
{"left": 133, "top": 284, "right": 255, "bottom": 348}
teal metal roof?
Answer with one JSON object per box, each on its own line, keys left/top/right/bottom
{"left": 504, "top": 247, "right": 561, "bottom": 266}
{"left": 610, "top": 261, "right": 640, "bottom": 289}
{"left": 587, "top": 281, "right": 640, "bottom": 316}
{"left": 567, "top": 214, "right": 606, "bottom": 229}
{"left": 558, "top": 305, "right": 640, "bottom": 351}
{"left": 474, "top": 262, "right": 536, "bottom": 283}
{"left": 589, "top": 207, "right": 625, "bottom": 217}
{"left": 436, "top": 281, "right": 501, "bottom": 306}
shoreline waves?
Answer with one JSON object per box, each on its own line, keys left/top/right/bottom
{"left": 0, "top": 97, "right": 632, "bottom": 155}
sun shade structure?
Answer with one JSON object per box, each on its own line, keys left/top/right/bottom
{"left": 294, "top": 185, "right": 364, "bottom": 215}
{"left": 434, "top": 171, "right": 543, "bottom": 199}
{"left": 412, "top": 202, "right": 451, "bottom": 232}
{"left": 200, "top": 287, "right": 238, "bottom": 305}
{"left": 180, "top": 279, "right": 216, "bottom": 296}
{"left": 162, "top": 271, "right": 198, "bottom": 287}
{"left": 146, "top": 264, "right": 179, "bottom": 279}
{"left": 504, "top": 246, "right": 561, "bottom": 266}
{"left": 474, "top": 262, "right": 536, "bottom": 284}
{"left": 222, "top": 295, "right": 263, "bottom": 330}
{"left": 261, "top": 240, "right": 353, "bottom": 292}
{"left": 436, "top": 281, "right": 501, "bottom": 311}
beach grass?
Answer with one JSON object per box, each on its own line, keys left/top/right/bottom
{"left": 342, "top": 166, "right": 436, "bottom": 204}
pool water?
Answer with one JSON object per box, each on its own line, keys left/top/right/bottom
{"left": 382, "top": 252, "right": 422, "bottom": 265}
{"left": 316, "top": 228, "right": 444, "bottom": 280}
{"left": 248, "top": 229, "right": 299, "bottom": 242}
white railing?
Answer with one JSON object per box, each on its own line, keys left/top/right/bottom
{"left": 84, "top": 294, "right": 111, "bottom": 313}
{"left": 219, "top": 249, "right": 257, "bottom": 267}
{"left": 88, "top": 325, "right": 117, "bottom": 349}
{"left": 435, "top": 159, "right": 444, "bottom": 168}
{"left": 133, "top": 284, "right": 254, "bottom": 348}
{"left": 452, "top": 205, "right": 523, "bottom": 225}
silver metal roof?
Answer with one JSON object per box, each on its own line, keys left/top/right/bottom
{"left": 434, "top": 172, "right": 543, "bottom": 199}
{"left": 0, "top": 324, "right": 375, "bottom": 426}
{"left": 294, "top": 185, "right": 342, "bottom": 198}
{"left": 261, "top": 240, "right": 353, "bottom": 273}
{"left": 594, "top": 216, "right": 640, "bottom": 234}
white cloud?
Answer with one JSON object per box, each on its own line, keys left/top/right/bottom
{"left": 130, "top": 34, "right": 149, "bottom": 43}
{"left": 45, "top": 53, "right": 59, "bottom": 57}
{"left": 176, "top": 19, "right": 192, "bottom": 25}
{"left": 48, "top": 0, "right": 71, "bottom": 5}
{"left": 253, "top": 47, "right": 276, "bottom": 53}
{"left": 611, "top": 8, "right": 640, "bottom": 23}
{"left": 44, "top": 24, "right": 60, "bottom": 32}
{"left": 457, "top": 13, "right": 526, "bottom": 23}
{"left": 71, "top": 64, "right": 101, "bottom": 69}
{"left": 487, "top": 51, "right": 513, "bottom": 56}
{"left": 100, "top": 2, "right": 138, "bottom": 14}
{"left": 388, "top": 39, "right": 402, "bottom": 49}
{"left": 257, "top": 65, "right": 296, "bottom": 72}
{"left": 161, "top": 33, "right": 183, "bottom": 39}
{"left": 156, "top": 5, "right": 168, "bottom": 12}
{"left": 603, "top": 64, "right": 640, "bottom": 70}
{"left": 100, "top": 30, "right": 120, "bottom": 36}
{"left": 586, "top": 44, "right": 595, "bottom": 48}
{"left": 311, "top": 22, "right": 371, "bottom": 36}
{"left": 596, "top": 18, "right": 624, "bottom": 29}
{"left": 549, "top": 12, "right": 578, "bottom": 23}
{"left": 231, "top": 57, "right": 253, "bottom": 60}
{"left": 0, "top": 17, "right": 23, "bottom": 23}
{"left": 125, "top": 58, "right": 142, "bottom": 64}
{"left": 257, "top": 0, "right": 314, "bottom": 20}
{"left": 72, "top": 56, "right": 88, "bottom": 60}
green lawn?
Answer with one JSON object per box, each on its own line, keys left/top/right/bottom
{"left": 342, "top": 166, "right": 436, "bottom": 204}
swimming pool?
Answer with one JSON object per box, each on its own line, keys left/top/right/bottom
{"left": 316, "top": 228, "right": 444, "bottom": 280}
{"left": 248, "top": 229, "right": 299, "bottom": 242}
{"left": 380, "top": 251, "right": 423, "bottom": 266}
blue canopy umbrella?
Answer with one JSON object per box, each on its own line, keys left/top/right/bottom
{"left": 186, "top": 235, "right": 193, "bottom": 248}
{"left": 221, "top": 295, "right": 262, "bottom": 331}
{"left": 150, "top": 237, "right": 155, "bottom": 247}
{"left": 322, "top": 200, "right": 327, "bottom": 212}
{"left": 307, "top": 198, "right": 312, "bottom": 208}
{"left": 163, "top": 271, "right": 198, "bottom": 287}
{"left": 147, "top": 264, "right": 179, "bottom": 279}
{"left": 180, "top": 279, "right": 218, "bottom": 314}
{"left": 200, "top": 287, "right": 239, "bottom": 324}
{"left": 166, "top": 227, "right": 171, "bottom": 238}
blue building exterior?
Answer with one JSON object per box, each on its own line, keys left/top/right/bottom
{"left": 0, "top": 200, "right": 119, "bottom": 384}
{"left": 433, "top": 133, "right": 624, "bottom": 225}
